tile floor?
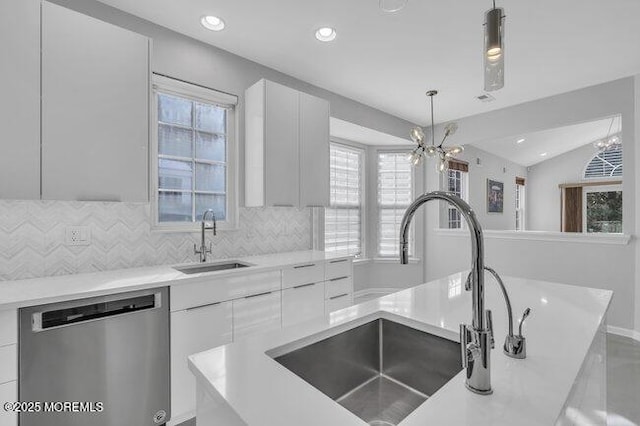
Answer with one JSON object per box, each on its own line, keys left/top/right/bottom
{"left": 177, "top": 333, "right": 640, "bottom": 426}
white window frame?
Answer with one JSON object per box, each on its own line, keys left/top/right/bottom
{"left": 444, "top": 169, "right": 468, "bottom": 229}
{"left": 151, "top": 74, "right": 239, "bottom": 231}
{"left": 583, "top": 147, "right": 623, "bottom": 179}
{"left": 582, "top": 184, "right": 623, "bottom": 234}
{"left": 376, "top": 150, "right": 415, "bottom": 259}
{"left": 515, "top": 183, "right": 525, "bottom": 231}
{"left": 324, "top": 142, "right": 366, "bottom": 257}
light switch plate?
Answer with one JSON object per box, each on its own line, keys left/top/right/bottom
{"left": 65, "top": 226, "right": 91, "bottom": 246}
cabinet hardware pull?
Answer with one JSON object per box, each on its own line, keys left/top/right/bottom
{"left": 273, "top": 204, "right": 294, "bottom": 207}
{"left": 329, "top": 293, "right": 349, "bottom": 300}
{"left": 186, "top": 301, "right": 222, "bottom": 311}
{"left": 329, "top": 276, "right": 349, "bottom": 282}
{"left": 329, "top": 259, "right": 348, "bottom": 264}
{"left": 244, "top": 291, "right": 272, "bottom": 299}
{"left": 293, "top": 283, "right": 316, "bottom": 289}
{"left": 294, "top": 264, "right": 316, "bottom": 269}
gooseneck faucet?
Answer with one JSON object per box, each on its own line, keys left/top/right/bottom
{"left": 399, "top": 191, "right": 493, "bottom": 394}
{"left": 194, "top": 209, "right": 217, "bottom": 263}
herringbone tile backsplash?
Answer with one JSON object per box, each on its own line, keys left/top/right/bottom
{"left": 0, "top": 201, "right": 311, "bottom": 281}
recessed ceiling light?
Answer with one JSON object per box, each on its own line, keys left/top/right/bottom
{"left": 516, "top": 138, "right": 525, "bottom": 144}
{"left": 315, "top": 27, "right": 337, "bottom": 42}
{"left": 201, "top": 15, "right": 225, "bottom": 31}
{"left": 540, "top": 152, "right": 548, "bottom": 157}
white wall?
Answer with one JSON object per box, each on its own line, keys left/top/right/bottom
{"left": 527, "top": 143, "right": 603, "bottom": 232}
{"left": 440, "top": 145, "right": 527, "bottom": 231}
{"left": 425, "top": 77, "right": 637, "bottom": 330}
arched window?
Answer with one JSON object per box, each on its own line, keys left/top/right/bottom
{"left": 584, "top": 146, "right": 622, "bottom": 179}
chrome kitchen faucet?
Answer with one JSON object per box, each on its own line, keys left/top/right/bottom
{"left": 195, "top": 209, "right": 217, "bottom": 263}
{"left": 399, "top": 191, "right": 523, "bottom": 395}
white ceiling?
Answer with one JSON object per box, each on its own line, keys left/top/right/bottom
{"left": 330, "top": 118, "right": 410, "bottom": 146}
{"left": 470, "top": 116, "right": 622, "bottom": 167}
{"left": 97, "top": 0, "right": 640, "bottom": 125}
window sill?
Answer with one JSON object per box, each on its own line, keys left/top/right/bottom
{"left": 433, "top": 228, "right": 632, "bottom": 245}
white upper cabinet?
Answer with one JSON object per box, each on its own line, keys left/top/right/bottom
{"left": 245, "top": 79, "right": 330, "bottom": 208}
{"left": 0, "top": 0, "right": 41, "bottom": 200}
{"left": 299, "top": 92, "right": 330, "bottom": 207}
{"left": 41, "top": 2, "right": 150, "bottom": 202}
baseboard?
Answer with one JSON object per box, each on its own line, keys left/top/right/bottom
{"left": 607, "top": 325, "right": 640, "bottom": 342}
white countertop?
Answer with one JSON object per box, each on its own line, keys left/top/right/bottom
{"left": 188, "top": 273, "right": 612, "bottom": 426}
{"left": 0, "top": 250, "right": 349, "bottom": 310}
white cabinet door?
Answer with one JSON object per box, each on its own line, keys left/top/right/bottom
{"left": 41, "top": 2, "right": 149, "bottom": 202}
{"left": 299, "top": 92, "right": 330, "bottom": 207}
{"left": 264, "top": 81, "right": 299, "bottom": 207}
{"left": 282, "top": 282, "right": 325, "bottom": 328}
{"left": 0, "top": 0, "right": 40, "bottom": 199}
{"left": 232, "top": 291, "right": 281, "bottom": 340}
{"left": 171, "top": 301, "right": 232, "bottom": 423}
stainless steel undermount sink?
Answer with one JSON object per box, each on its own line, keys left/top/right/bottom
{"left": 272, "top": 319, "right": 462, "bottom": 426}
{"left": 174, "top": 261, "right": 252, "bottom": 275}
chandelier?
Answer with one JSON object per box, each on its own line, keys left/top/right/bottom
{"left": 409, "top": 90, "right": 463, "bottom": 172}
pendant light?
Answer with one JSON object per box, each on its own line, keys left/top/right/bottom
{"left": 484, "top": 1, "right": 505, "bottom": 92}
{"left": 409, "top": 90, "right": 463, "bottom": 172}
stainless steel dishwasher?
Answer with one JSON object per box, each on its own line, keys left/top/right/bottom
{"left": 19, "top": 287, "right": 170, "bottom": 426}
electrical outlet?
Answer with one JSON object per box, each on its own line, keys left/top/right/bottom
{"left": 65, "top": 226, "right": 91, "bottom": 246}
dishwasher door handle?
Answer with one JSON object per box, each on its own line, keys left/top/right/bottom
{"left": 32, "top": 292, "right": 162, "bottom": 332}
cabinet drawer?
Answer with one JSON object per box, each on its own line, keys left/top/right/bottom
{"left": 0, "top": 310, "right": 17, "bottom": 346}
{"left": 233, "top": 291, "right": 281, "bottom": 340}
{"left": 325, "top": 293, "right": 352, "bottom": 316}
{"left": 0, "top": 344, "right": 17, "bottom": 384}
{"left": 282, "top": 282, "right": 325, "bottom": 328}
{"left": 171, "top": 301, "right": 232, "bottom": 421}
{"left": 282, "top": 262, "right": 325, "bottom": 289}
{"left": 325, "top": 258, "right": 352, "bottom": 280}
{"left": 325, "top": 276, "right": 353, "bottom": 299}
{"left": 171, "top": 270, "right": 281, "bottom": 312}
{"left": 0, "top": 381, "right": 17, "bottom": 425}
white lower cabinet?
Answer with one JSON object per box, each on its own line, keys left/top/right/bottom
{"left": 282, "top": 282, "right": 325, "bottom": 328}
{"left": 326, "top": 293, "right": 353, "bottom": 315}
{"left": 170, "top": 301, "right": 233, "bottom": 424}
{"left": 0, "top": 380, "right": 17, "bottom": 426}
{"left": 232, "top": 292, "right": 281, "bottom": 341}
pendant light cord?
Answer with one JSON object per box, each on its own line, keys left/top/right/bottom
{"left": 430, "top": 95, "right": 435, "bottom": 147}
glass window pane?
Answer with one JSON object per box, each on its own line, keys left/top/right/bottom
{"left": 158, "top": 93, "right": 192, "bottom": 126}
{"left": 196, "top": 132, "right": 226, "bottom": 162}
{"left": 586, "top": 191, "right": 622, "bottom": 233}
{"left": 195, "top": 163, "right": 226, "bottom": 192}
{"left": 159, "top": 159, "right": 193, "bottom": 190}
{"left": 196, "top": 194, "right": 226, "bottom": 221}
{"left": 159, "top": 124, "right": 193, "bottom": 158}
{"left": 158, "top": 191, "right": 192, "bottom": 222}
{"left": 195, "top": 103, "right": 226, "bottom": 134}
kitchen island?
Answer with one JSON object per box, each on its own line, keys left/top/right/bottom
{"left": 189, "top": 272, "right": 612, "bottom": 426}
